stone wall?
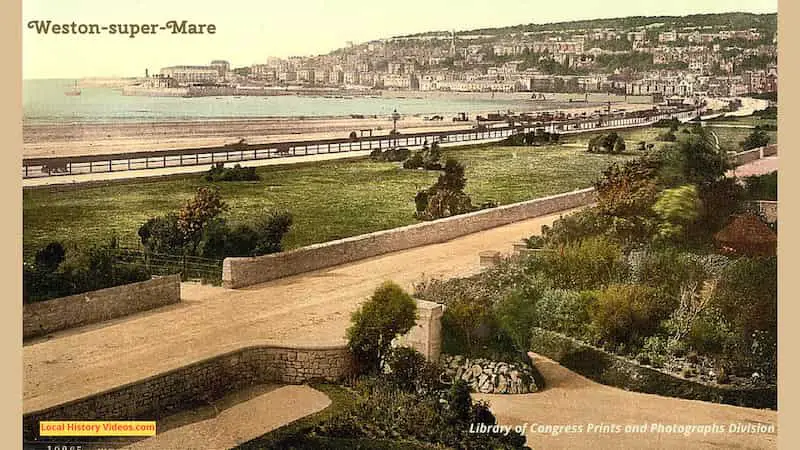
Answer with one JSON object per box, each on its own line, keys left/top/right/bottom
{"left": 224, "top": 188, "right": 597, "bottom": 288}
{"left": 733, "top": 144, "right": 778, "bottom": 166}
{"left": 23, "top": 344, "right": 353, "bottom": 440}
{"left": 394, "top": 299, "right": 444, "bottom": 362}
{"left": 530, "top": 327, "right": 776, "bottom": 410}
{"left": 23, "top": 275, "right": 181, "bottom": 339}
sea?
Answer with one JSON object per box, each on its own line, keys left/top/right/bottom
{"left": 23, "top": 79, "right": 634, "bottom": 125}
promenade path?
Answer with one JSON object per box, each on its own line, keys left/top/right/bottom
{"left": 474, "top": 353, "right": 777, "bottom": 449}
{"left": 123, "top": 385, "right": 330, "bottom": 450}
{"left": 24, "top": 209, "right": 577, "bottom": 414}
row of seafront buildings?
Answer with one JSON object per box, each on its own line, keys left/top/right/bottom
{"left": 143, "top": 58, "right": 777, "bottom": 100}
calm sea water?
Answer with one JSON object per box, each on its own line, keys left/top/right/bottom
{"left": 23, "top": 79, "right": 545, "bottom": 125}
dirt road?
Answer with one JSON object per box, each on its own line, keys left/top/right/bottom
{"left": 23, "top": 210, "right": 576, "bottom": 414}
{"left": 474, "top": 354, "right": 777, "bottom": 449}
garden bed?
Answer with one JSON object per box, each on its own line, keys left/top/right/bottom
{"left": 530, "top": 327, "right": 776, "bottom": 410}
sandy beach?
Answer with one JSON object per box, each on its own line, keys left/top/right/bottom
{"left": 23, "top": 101, "right": 654, "bottom": 158}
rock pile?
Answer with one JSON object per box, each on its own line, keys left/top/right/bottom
{"left": 440, "top": 354, "right": 539, "bottom": 394}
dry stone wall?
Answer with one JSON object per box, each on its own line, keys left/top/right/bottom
{"left": 23, "top": 275, "right": 181, "bottom": 339}
{"left": 224, "top": 188, "right": 597, "bottom": 288}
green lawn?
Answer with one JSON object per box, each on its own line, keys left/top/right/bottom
{"left": 23, "top": 144, "right": 637, "bottom": 259}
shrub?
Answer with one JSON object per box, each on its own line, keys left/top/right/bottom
{"left": 589, "top": 284, "right": 670, "bottom": 348}
{"left": 742, "top": 172, "right": 777, "bottom": 201}
{"left": 383, "top": 346, "right": 431, "bottom": 392}
{"left": 494, "top": 288, "right": 542, "bottom": 353}
{"left": 587, "top": 132, "right": 625, "bottom": 154}
{"left": 533, "top": 289, "right": 595, "bottom": 339}
{"left": 203, "top": 163, "right": 260, "bottom": 182}
{"left": 538, "top": 236, "right": 627, "bottom": 290}
{"left": 34, "top": 242, "right": 66, "bottom": 273}
{"left": 138, "top": 214, "right": 184, "bottom": 255}
{"left": 653, "top": 118, "right": 680, "bottom": 129}
{"left": 177, "top": 187, "right": 228, "bottom": 255}
{"left": 415, "top": 159, "right": 474, "bottom": 220}
{"left": 24, "top": 240, "right": 151, "bottom": 304}
{"left": 714, "top": 257, "right": 777, "bottom": 332}
{"left": 347, "top": 282, "right": 418, "bottom": 375}
{"left": 197, "top": 211, "right": 293, "bottom": 259}
{"left": 740, "top": 128, "right": 770, "bottom": 150}
{"left": 627, "top": 248, "right": 710, "bottom": 299}
{"left": 652, "top": 185, "right": 702, "bottom": 241}
{"left": 402, "top": 152, "right": 425, "bottom": 169}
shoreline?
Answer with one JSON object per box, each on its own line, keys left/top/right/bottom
{"left": 23, "top": 101, "right": 656, "bottom": 159}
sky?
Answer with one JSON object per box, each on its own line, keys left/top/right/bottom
{"left": 22, "top": 0, "right": 777, "bottom": 79}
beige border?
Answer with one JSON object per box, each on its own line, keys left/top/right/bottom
{"left": 5, "top": 2, "right": 794, "bottom": 449}
{"left": 777, "top": 2, "right": 794, "bottom": 448}
{"left": 2, "top": 0, "right": 22, "bottom": 448}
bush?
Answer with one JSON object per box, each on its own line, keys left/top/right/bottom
{"left": 197, "top": 211, "right": 293, "bottom": 259}
{"left": 740, "top": 128, "right": 770, "bottom": 150}
{"left": 383, "top": 347, "right": 443, "bottom": 393}
{"left": 589, "top": 284, "right": 670, "bottom": 348}
{"left": 533, "top": 289, "right": 595, "bottom": 339}
{"left": 536, "top": 236, "right": 627, "bottom": 290}
{"left": 587, "top": 132, "right": 625, "bottom": 154}
{"left": 24, "top": 240, "right": 150, "bottom": 304}
{"left": 415, "top": 159, "right": 474, "bottom": 220}
{"left": 627, "top": 248, "right": 710, "bottom": 299}
{"left": 370, "top": 148, "right": 410, "bottom": 162}
{"left": 204, "top": 163, "right": 260, "bottom": 182}
{"left": 742, "top": 172, "right": 777, "bottom": 201}
{"left": 138, "top": 214, "right": 184, "bottom": 255}
{"left": 652, "top": 185, "right": 702, "bottom": 241}
{"left": 347, "top": 282, "right": 418, "bottom": 375}
{"left": 494, "top": 288, "right": 542, "bottom": 353}
{"left": 402, "top": 152, "right": 425, "bottom": 169}
{"left": 653, "top": 118, "right": 680, "bottom": 129}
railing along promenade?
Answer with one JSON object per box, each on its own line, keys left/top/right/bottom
{"left": 22, "top": 106, "right": 701, "bottom": 179}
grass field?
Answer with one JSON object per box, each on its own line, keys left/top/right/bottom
{"left": 23, "top": 144, "right": 637, "bottom": 258}
{"left": 24, "top": 122, "right": 773, "bottom": 259}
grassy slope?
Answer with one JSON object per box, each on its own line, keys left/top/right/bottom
{"left": 23, "top": 144, "right": 636, "bottom": 258}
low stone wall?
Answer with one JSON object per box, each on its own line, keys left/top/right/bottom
{"left": 440, "top": 354, "right": 539, "bottom": 394}
{"left": 530, "top": 328, "right": 776, "bottom": 410}
{"left": 762, "top": 144, "right": 778, "bottom": 157}
{"left": 23, "top": 344, "right": 352, "bottom": 441}
{"left": 734, "top": 148, "right": 763, "bottom": 165}
{"left": 23, "top": 275, "right": 181, "bottom": 339}
{"left": 733, "top": 144, "right": 778, "bottom": 166}
{"left": 224, "top": 188, "right": 597, "bottom": 288}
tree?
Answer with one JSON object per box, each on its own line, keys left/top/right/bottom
{"left": 34, "top": 242, "right": 65, "bottom": 273}
{"left": 138, "top": 214, "right": 184, "bottom": 254}
{"left": 346, "top": 281, "right": 418, "bottom": 375}
{"left": 177, "top": 187, "right": 227, "bottom": 254}
{"left": 415, "top": 159, "right": 474, "bottom": 220}
{"left": 741, "top": 128, "right": 770, "bottom": 150}
{"left": 652, "top": 185, "right": 703, "bottom": 240}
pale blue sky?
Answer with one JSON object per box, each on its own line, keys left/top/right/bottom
{"left": 23, "top": 0, "right": 777, "bottom": 79}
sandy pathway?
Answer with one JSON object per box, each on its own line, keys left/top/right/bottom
{"left": 23, "top": 210, "right": 577, "bottom": 414}
{"left": 123, "top": 385, "right": 329, "bottom": 450}
{"left": 474, "top": 354, "right": 777, "bottom": 449}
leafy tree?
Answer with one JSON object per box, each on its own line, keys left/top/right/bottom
{"left": 177, "top": 187, "right": 228, "bottom": 254}
{"left": 741, "top": 128, "right": 770, "bottom": 150}
{"left": 346, "top": 281, "right": 418, "bottom": 375}
{"left": 653, "top": 185, "right": 703, "bottom": 240}
{"left": 138, "top": 214, "right": 184, "bottom": 254}
{"left": 34, "top": 242, "right": 66, "bottom": 273}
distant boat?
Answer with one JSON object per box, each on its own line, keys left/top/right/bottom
{"left": 64, "top": 81, "right": 81, "bottom": 96}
